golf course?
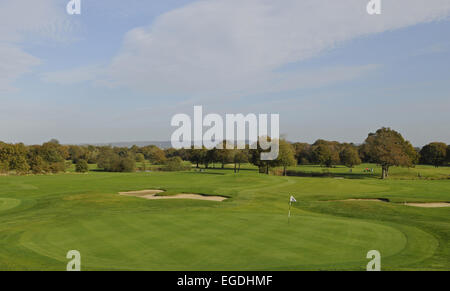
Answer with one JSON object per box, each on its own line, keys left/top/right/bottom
{"left": 0, "top": 163, "right": 448, "bottom": 270}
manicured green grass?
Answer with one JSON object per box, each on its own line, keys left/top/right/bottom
{"left": 0, "top": 164, "right": 448, "bottom": 270}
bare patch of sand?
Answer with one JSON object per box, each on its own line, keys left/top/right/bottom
{"left": 330, "top": 198, "right": 449, "bottom": 208}
{"left": 119, "top": 190, "right": 227, "bottom": 201}
{"left": 405, "top": 202, "right": 450, "bottom": 208}
{"left": 333, "top": 198, "right": 389, "bottom": 202}
{"left": 119, "top": 190, "right": 164, "bottom": 197}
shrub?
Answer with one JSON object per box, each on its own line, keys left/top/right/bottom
{"left": 0, "top": 161, "right": 9, "bottom": 174}
{"left": 162, "top": 157, "right": 191, "bottom": 172}
{"left": 118, "top": 157, "right": 136, "bottom": 172}
{"left": 75, "top": 159, "right": 89, "bottom": 173}
{"left": 135, "top": 153, "right": 145, "bottom": 163}
{"left": 29, "top": 156, "right": 49, "bottom": 174}
{"left": 97, "top": 152, "right": 136, "bottom": 172}
{"left": 49, "top": 162, "right": 66, "bottom": 173}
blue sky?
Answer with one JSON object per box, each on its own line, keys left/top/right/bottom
{"left": 0, "top": 0, "right": 449, "bottom": 146}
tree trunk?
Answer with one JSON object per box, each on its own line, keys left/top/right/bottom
{"left": 381, "top": 166, "right": 389, "bottom": 179}
{"left": 238, "top": 163, "right": 241, "bottom": 173}
{"left": 266, "top": 164, "right": 269, "bottom": 175}
{"left": 234, "top": 162, "right": 237, "bottom": 173}
{"left": 283, "top": 166, "right": 287, "bottom": 176}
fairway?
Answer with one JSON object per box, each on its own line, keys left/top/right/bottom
{"left": 0, "top": 164, "right": 448, "bottom": 270}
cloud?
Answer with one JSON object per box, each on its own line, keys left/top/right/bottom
{"left": 0, "top": 0, "right": 75, "bottom": 92}
{"left": 41, "top": 65, "right": 104, "bottom": 85}
{"left": 0, "top": 45, "right": 41, "bottom": 92}
{"left": 98, "top": 0, "right": 450, "bottom": 98}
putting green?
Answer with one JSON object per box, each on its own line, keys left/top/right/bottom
{"left": 0, "top": 198, "right": 21, "bottom": 212}
{"left": 20, "top": 212, "right": 415, "bottom": 270}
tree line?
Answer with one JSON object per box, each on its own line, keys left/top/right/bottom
{"left": 0, "top": 128, "right": 449, "bottom": 179}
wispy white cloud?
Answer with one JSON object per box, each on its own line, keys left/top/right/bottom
{"left": 40, "top": 65, "right": 104, "bottom": 85}
{"left": 0, "top": 45, "right": 41, "bottom": 92}
{"left": 0, "top": 0, "right": 76, "bottom": 92}
{"left": 96, "top": 0, "right": 450, "bottom": 98}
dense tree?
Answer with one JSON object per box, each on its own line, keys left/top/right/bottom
{"left": 277, "top": 140, "right": 297, "bottom": 176}
{"left": 13, "top": 155, "right": 30, "bottom": 174}
{"left": 447, "top": 145, "right": 450, "bottom": 165}
{"left": 420, "top": 142, "right": 447, "bottom": 167}
{"left": 162, "top": 157, "right": 190, "bottom": 171}
{"left": 189, "top": 147, "right": 207, "bottom": 168}
{"left": 311, "top": 141, "right": 340, "bottom": 167}
{"left": 216, "top": 141, "right": 234, "bottom": 169}
{"left": 405, "top": 141, "right": 419, "bottom": 166}
{"left": 117, "top": 157, "right": 136, "bottom": 172}
{"left": 0, "top": 160, "right": 8, "bottom": 173}
{"left": 142, "top": 146, "right": 166, "bottom": 164}
{"left": 205, "top": 148, "right": 219, "bottom": 168}
{"left": 0, "top": 142, "right": 26, "bottom": 173}
{"left": 28, "top": 154, "right": 48, "bottom": 174}
{"left": 135, "top": 153, "right": 145, "bottom": 163}
{"left": 164, "top": 148, "right": 190, "bottom": 161}
{"left": 98, "top": 150, "right": 135, "bottom": 172}
{"left": 340, "top": 145, "right": 362, "bottom": 168}
{"left": 0, "top": 143, "right": 29, "bottom": 174}
{"left": 85, "top": 146, "right": 100, "bottom": 164}
{"left": 249, "top": 138, "right": 294, "bottom": 174}
{"left": 232, "top": 149, "right": 248, "bottom": 173}
{"left": 249, "top": 138, "right": 273, "bottom": 174}
{"left": 164, "top": 148, "right": 177, "bottom": 158}
{"left": 292, "top": 142, "right": 311, "bottom": 165}
{"left": 363, "top": 127, "right": 416, "bottom": 179}
{"left": 0, "top": 131, "right": 447, "bottom": 176}
{"left": 68, "top": 145, "right": 86, "bottom": 164}
{"left": 39, "top": 141, "right": 67, "bottom": 173}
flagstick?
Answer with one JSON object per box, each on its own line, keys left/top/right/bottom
{"left": 288, "top": 200, "right": 291, "bottom": 224}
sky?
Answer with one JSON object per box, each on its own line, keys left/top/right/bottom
{"left": 0, "top": 0, "right": 449, "bottom": 146}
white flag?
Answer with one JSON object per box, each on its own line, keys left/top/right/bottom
{"left": 290, "top": 196, "right": 297, "bottom": 203}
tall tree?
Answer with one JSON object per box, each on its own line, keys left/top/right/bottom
{"left": 312, "top": 141, "right": 340, "bottom": 168}
{"left": 189, "top": 147, "right": 207, "bottom": 168}
{"left": 340, "top": 145, "right": 362, "bottom": 168}
{"left": 292, "top": 142, "right": 311, "bottom": 165}
{"left": 363, "top": 128, "right": 416, "bottom": 179}
{"left": 205, "top": 148, "right": 219, "bottom": 168}
{"left": 249, "top": 138, "right": 273, "bottom": 174}
{"left": 142, "top": 146, "right": 166, "bottom": 164}
{"left": 232, "top": 149, "right": 248, "bottom": 173}
{"left": 277, "top": 140, "right": 297, "bottom": 176}
{"left": 420, "top": 142, "right": 447, "bottom": 167}
{"left": 447, "top": 145, "right": 450, "bottom": 165}
{"left": 217, "top": 141, "right": 234, "bottom": 169}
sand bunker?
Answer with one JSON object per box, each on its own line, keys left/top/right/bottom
{"left": 119, "top": 190, "right": 164, "bottom": 197}
{"left": 119, "top": 190, "right": 227, "bottom": 202}
{"left": 331, "top": 198, "right": 449, "bottom": 208}
{"left": 404, "top": 202, "right": 450, "bottom": 208}
{"left": 333, "top": 198, "right": 389, "bottom": 202}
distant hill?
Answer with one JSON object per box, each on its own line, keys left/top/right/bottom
{"left": 81, "top": 141, "right": 173, "bottom": 149}
{"left": 80, "top": 139, "right": 273, "bottom": 149}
